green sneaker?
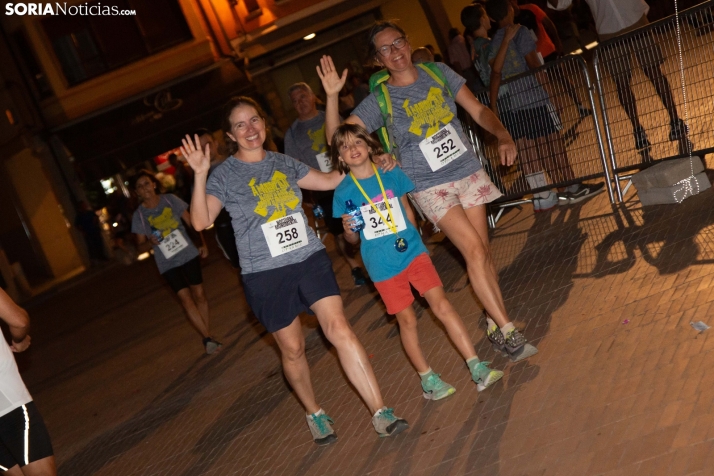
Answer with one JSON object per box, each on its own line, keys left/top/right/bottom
{"left": 372, "top": 407, "right": 408, "bottom": 438}
{"left": 421, "top": 372, "right": 456, "bottom": 400}
{"left": 469, "top": 360, "right": 504, "bottom": 392}
{"left": 306, "top": 410, "right": 337, "bottom": 446}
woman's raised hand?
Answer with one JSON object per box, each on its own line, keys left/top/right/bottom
{"left": 317, "top": 55, "right": 348, "bottom": 97}
{"left": 504, "top": 24, "right": 521, "bottom": 43}
{"left": 180, "top": 134, "right": 210, "bottom": 175}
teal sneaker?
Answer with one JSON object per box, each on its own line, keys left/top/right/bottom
{"left": 421, "top": 372, "right": 456, "bottom": 400}
{"left": 469, "top": 360, "right": 504, "bottom": 392}
{"left": 306, "top": 410, "right": 337, "bottom": 446}
{"left": 372, "top": 407, "right": 408, "bottom": 438}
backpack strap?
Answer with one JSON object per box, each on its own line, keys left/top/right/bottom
{"left": 368, "top": 62, "right": 453, "bottom": 157}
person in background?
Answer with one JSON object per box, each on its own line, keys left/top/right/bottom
{"left": 510, "top": 0, "right": 591, "bottom": 118}
{"left": 423, "top": 44, "right": 443, "bottom": 62}
{"left": 0, "top": 288, "right": 57, "bottom": 476}
{"left": 486, "top": 0, "right": 605, "bottom": 209}
{"left": 284, "top": 82, "right": 369, "bottom": 287}
{"left": 411, "top": 46, "right": 435, "bottom": 64}
{"left": 351, "top": 74, "right": 371, "bottom": 107}
{"left": 195, "top": 128, "right": 240, "bottom": 270}
{"left": 547, "top": 0, "right": 691, "bottom": 150}
{"left": 447, "top": 27, "right": 483, "bottom": 91}
{"left": 131, "top": 170, "right": 222, "bottom": 355}
{"left": 168, "top": 153, "right": 194, "bottom": 204}
{"left": 74, "top": 201, "right": 107, "bottom": 264}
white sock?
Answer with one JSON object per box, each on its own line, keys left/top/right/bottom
{"left": 308, "top": 408, "right": 324, "bottom": 418}
{"left": 486, "top": 317, "right": 497, "bottom": 329}
{"left": 418, "top": 367, "right": 433, "bottom": 378}
{"left": 500, "top": 322, "right": 516, "bottom": 339}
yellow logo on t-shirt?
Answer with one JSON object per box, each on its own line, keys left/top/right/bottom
{"left": 308, "top": 124, "right": 327, "bottom": 153}
{"left": 148, "top": 208, "right": 179, "bottom": 238}
{"left": 403, "top": 86, "right": 454, "bottom": 137}
{"left": 249, "top": 170, "right": 301, "bottom": 221}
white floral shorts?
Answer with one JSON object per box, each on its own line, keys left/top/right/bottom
{"left": 412, "top": 169, "right": 502, "bottom": 224}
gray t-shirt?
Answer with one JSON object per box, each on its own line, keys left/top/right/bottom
{"left": 284, "top": 111, "right": 329, "bottom": 169}
{"left": 131, "top": 194, "right": 199, "bottom": 274}
{"left": 488, "top": 27, "right": 550, "bottom": 111}
{"left": 352, "top": 62, "right": 480, "bottom": 192}
{"left": 205, "top": 151, "right": 324, "bottom": 274}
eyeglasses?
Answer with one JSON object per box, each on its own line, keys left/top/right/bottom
{"left": 376, "top": 37, "right": 407, "bottom": 57}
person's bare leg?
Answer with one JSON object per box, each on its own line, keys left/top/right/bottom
{"left": 176, "top": 288, "right": 210, "bottom": 338}
{"left": 12, "top": 456, "right": 57, "bottom": 476}
{"left": 437, "top": 206, "right": 510, "bottom": 329}
{"left": 613, "top": 72, "right": 644, "bottom": 131}
{"left": 272, "top": 317, "right": 320, "bottom": 414}
{"left": 189, "top": 284, "right": 210, "bottom": 333}
{"left": 311, "top": 295, "right": 384, "bottom": 414}
{"left": 394, "top": 306, "right": 430, "bottom": 373}
{"left": 541, "top": 133, "right": 575, "bottom": 183}
{"left": 422, "top": 287, "right": 477, "bottom": 361}
{"left": 2, "top": 465, "right": 23, "bottom": 476}
{"left": 335, "top": 234, "right": 360, "bottom": 269}
{"left": 642, "top": 64, "right": 679, "bottom": 123}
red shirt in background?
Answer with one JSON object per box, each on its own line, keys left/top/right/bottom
{"left": 519, "top": 3, "right": 557, "bottom": 59}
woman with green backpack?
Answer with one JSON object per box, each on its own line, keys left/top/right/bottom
{"left": 317, "top": 20, "right": 538, "bottom": 362}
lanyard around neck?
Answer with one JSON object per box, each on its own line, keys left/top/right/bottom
{"left": 349, "top": 164, "right": 398, "bottom": 236}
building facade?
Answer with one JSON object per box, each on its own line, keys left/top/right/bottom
{"left": 0, "top": 0, "right": 455, "bottom": 298}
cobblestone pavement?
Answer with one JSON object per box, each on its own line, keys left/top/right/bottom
{"left": 16, "top": 161, "right": 714, "bottom": 476}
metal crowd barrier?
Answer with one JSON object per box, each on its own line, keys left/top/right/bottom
{"left": 592, "top": 1, "right": 714, "bottom": 202}
{"left": 460, "top": 53, "right": 613, "bottom": 226}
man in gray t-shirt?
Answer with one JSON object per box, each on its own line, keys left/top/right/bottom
{"left": 352, "top": 62, "right": 480, "bottom": 193}
{"left": 284, "top": 82, "right": 369, "bottom": 286}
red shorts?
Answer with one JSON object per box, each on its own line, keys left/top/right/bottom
{"left": 373, "top": 253, "right": 443, "bottom": 315}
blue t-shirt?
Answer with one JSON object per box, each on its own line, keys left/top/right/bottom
{"left": 333, "top": 167, "right": 427, "bottom": 282}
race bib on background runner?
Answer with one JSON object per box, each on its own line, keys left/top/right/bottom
{"left": 261, "top": 213, "right": 309, "bottom": 257}
{"left": 360, "top": 197, "right": 407, "bottom": 240}
{"left": 315, "top": 152, "right": 333, "bottom": 173}
{"left": 419, "top": 123, "right": 467, "bottom": 172}
{"left": 157, "top": 230, "right": 189, "bottom": 259}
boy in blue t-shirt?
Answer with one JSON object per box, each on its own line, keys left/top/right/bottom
{"left": 331, "top": 123, "right": 504, "bottom": 399}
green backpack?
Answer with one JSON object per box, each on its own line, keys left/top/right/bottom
{"left": 368, "top": 62, "right": 454, "bottom": 160}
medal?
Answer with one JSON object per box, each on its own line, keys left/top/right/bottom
{"left": 350, "top": 164, "right": 408, "bottom": 253}
{"left": 395, "top": 237, "right": 408, "bottom": 252}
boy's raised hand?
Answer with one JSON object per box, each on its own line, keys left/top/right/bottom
{"left": 317, "top": 55, "right": 348, "bottom": 97}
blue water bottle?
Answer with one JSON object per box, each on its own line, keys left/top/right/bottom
{"left": 345, "top": 200, "right": 365, "bottom": 233}
{"left": 150, "top": 226, "right": 163, "bottom": 243}
{"left": 313, "top": 204, "right": 325, "bottom": 220}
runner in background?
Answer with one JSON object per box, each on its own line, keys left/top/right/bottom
{"left": 131, "top": 170, "right": 222, "bottom": 355}
{"left": 284, "top": 83, "right": 369, "bottom": 286}
{"left": 195, "top": 128, "right": 240, "bottom": 270}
